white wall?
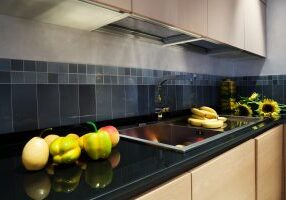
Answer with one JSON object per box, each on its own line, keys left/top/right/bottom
{"left": 0, "top": 15, "right": 234, "bottom": 76}
{"left": 233, "top": 0, "right": 286, "bottom": 76}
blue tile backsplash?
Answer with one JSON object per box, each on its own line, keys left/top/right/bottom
{"left": 0, "top": 58, "right": 223, "bottom": 134}
{"left": 234, "top": 76, "right": 286, "bottom": 104}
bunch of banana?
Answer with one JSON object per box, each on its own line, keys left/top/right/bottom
{"left": 188, "top": 106, "right": 227, "bottom": 129}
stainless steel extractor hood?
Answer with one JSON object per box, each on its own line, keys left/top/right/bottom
{"left": 96, "top": 15, "right": 239, "bottom": 54}
{"left": 0, "top": 0, "right": 129, "bottom": 31}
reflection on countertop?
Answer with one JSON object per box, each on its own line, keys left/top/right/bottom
{"left": 0, "top": 116, "right": 282, "bottom": 200}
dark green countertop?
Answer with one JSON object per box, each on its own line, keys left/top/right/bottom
{"left": 0, "top": 116, "right": 283, "bottom": 200}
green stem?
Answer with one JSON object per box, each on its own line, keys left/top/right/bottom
{"left": 86, "top": 121, "right": 98, "bottom": 132}
{"left": 40, "top": 128, "right": 53, "bottom": 137}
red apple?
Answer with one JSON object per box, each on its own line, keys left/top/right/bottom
{"left": 195, "top": 137, "right": 204, "bottom": 142}
{"left": 108, "top": 149, "right": 121, "bottom": 168}
{"left": 99, "top": 126, "right": 120, "bottom": 147}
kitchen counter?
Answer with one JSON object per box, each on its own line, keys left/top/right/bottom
{"left": 0, "top": 115, "right": 283, "bottom": 200}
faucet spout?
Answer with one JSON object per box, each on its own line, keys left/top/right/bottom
{"left": 154, "top": 74, "right": 196, "bottom": 120}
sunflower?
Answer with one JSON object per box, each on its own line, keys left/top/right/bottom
{"left": 257, "top": 99, "right": 280, "bottom": 118}
{"left": 234, "top": 103, "right": 253, "bottom": 117}
{"left": 271, "top": 112, "right": 280, "bottom": 120}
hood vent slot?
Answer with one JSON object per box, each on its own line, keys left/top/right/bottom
{"left": 97, "top": 15, "right": 262, "bottom": 59}
{"left": 98, "top": 16, "right": 239, "bottom": 57}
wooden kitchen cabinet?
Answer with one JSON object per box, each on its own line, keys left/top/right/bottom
{"left": 245, "top": 0, "right": 266, "bottom": 57}
{"left": 191, "top": 140, "right": 255, "bottom": 200}
{"left": 177, "top": 0, "right": 207, "bottom": 36}
{"left": 132, "top": 0, "right": 207, "bottom": 36}
{"left": 207, "top": 0, "right": 246, "bottom": 49}
{"left": 255, "top": 125, "right": 284, "bottom": 200}
{"left": 92, "top": 0, "right": 131, "bottom": 12}
{"left": 135, "top": 173, "right": 191, "bottom": 200}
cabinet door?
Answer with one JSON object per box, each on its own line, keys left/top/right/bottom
{"left": 132, "top": 0, "right": 207, "bottom": 36}
{"left": 132, "top": 0, "right": 178, "bottom": 26}
{"left": 177, "top": 0, "right": 207, "bottom": 36}
{"left": 208, "top": 0, "right": 245, "bottom": 49}
{"left": 93, "top": 0, "right": 131, "bottom": 12}
{"left": 255, "top": 125, "right": 283, "bottom": 200}
{"left": 136, "top": 173, "right": 191, "bottom": 200}
{"left": 191, "top": 140, "right": 255, "bottom": 200}
{"left": 245, "top": 0, "right": 266, "bottom": 57}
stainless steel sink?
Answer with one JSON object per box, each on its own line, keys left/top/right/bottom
{"left": 120, "top": 124, "right": 222, "bottom": 152}
{"left": 119, "top": 115, "right": 262, "bottom": 153}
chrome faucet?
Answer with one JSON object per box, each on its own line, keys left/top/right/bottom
{"left": 155, "top": 74, "right": 196, "bottom": 120}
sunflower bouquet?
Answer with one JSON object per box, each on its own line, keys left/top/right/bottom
{"left": 233, "top": 92, "right": 286, "bottom": 120}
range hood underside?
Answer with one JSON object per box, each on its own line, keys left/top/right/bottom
{"left": 97, "top": 15, "right": 259, "bottom": 59}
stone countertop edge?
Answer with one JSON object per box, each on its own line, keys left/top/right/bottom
{"left": 98, "top": 118, "right": 283, "bottom": 200}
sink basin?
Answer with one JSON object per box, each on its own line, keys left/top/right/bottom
{"left": 119, "top": 115, "right": 262, "bottom": 152}
{"left": 120, "top": 123, "right": 222, "bottom": 152}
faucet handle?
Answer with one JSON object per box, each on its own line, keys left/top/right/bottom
{"left": 155, "top": 107, "right": 170, "bottom": 120}
{"left": 155, "top": 107, "right": 170, "bottom": 113}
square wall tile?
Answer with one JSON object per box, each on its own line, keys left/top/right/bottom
{"left": 0, "top": 85, "right": 13, "bottom": 133}
{"left": 11, "top": 60, "right": 23, "bottom": 71}
{"left": 137, "top": 85, "right": 149, "bottom": 115}
{"left": 37, "top": 73, "right": 48, "bottom": 84}
{"left": 125, "top": 85, "right": 139, "bottom": 115}
{"left": 78, "top": 74, "right": 87, "bottom": 84}
{"left": 24, "top": 72, "right": 37, "bottom": 83}
{"left": 87, "top": 65, "right": 96, "bottom": 74}
{"left": 37, "top": 85, "right": 60, "bottom": 129}
{"left": 0, "top": 59, "right": 11, "bottom": 71}
{"left": 58, "top": 63, "right": 69, "bottom": 73}
{"left": 58, "top": 73, "right": 69, "bottom": 84}
{"left": 78, "top": 64, "right": 86, "bottom": 74}
{"left": 59, "top": 85, "right": 79, "bottom": 126}
{"left": 96, "top": 85, "right": 112, "bottom": 118}
{"left": 24, "top": 60, "right": 36, "bottom": 71}
{"left": 11, "top": 72, "right": 24, "bottom": 83}
{"left": 36, "top": 61, "right": 47, "bottom": 72}
{"left": 69, "top": 64, "right": 78, "bottom": 73}
{"left": 12, "top": 84, "right": 38, "bottom": 131}
{"left": 79, "top": 85, "right": 96, "bottom": 117}
{"left": 112, "top": 85, "right": 125, "bottom": 118}
{"left": 95, "top": 65, "right": 103, "bottom": 75}
{"left": 48, "top": 62, "right": 59, "bottom": 73}
{"left": 87, "top": 74, "right": 96, "bottom": 84}
{"left": 48, "top": 73, "right": 58, "bottom": 83}
{"left": 0, "top": 71, "right": 11, "bottom": 83}
{"left": 103, "top": 66, "right": 117, "bottom": 75}
{"left": 69, "top": 74, "right": 78, "bottom": 84}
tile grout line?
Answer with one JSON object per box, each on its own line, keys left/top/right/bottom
{"left": 77, "top": 83, "right": 80, "bottom": 124}
{"left": 111, "top": 85, "right": 114, "bottom": 120}
{"left": 58, "top": 83, "right": 61, "bottom": 127}
{"left": 10, "top": 83, "right": 14, "bottom": 132}
{"left": 36, "top": 83, "right": 40, "bottom": 129}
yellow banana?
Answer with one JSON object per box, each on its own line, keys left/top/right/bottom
{"left": 200, "top": 106, "right": 218, "bottom": 115}
{"left": 191, "top": 114, "right": 206, "bottom": 120}
{"left": 204, "top": 111, "right": 218, "bottom": 119}
{"left": 218, "top": 116, "right": 227, "bottom": 122}
{"left": 202, "top": 120, "right": 223, "bottom": 129}
{"left": 191, "top": 108, "right": 206, "bottom": 117}
{"left": 205, "top": 119, "right": 218, "bottom": 122}
{"left": 188, "top": 118, "right": 204, "bottom": 127}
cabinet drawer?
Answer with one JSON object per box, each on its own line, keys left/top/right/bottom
{"left": 136, "top": 173, "right": 191, "bottom": 200}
